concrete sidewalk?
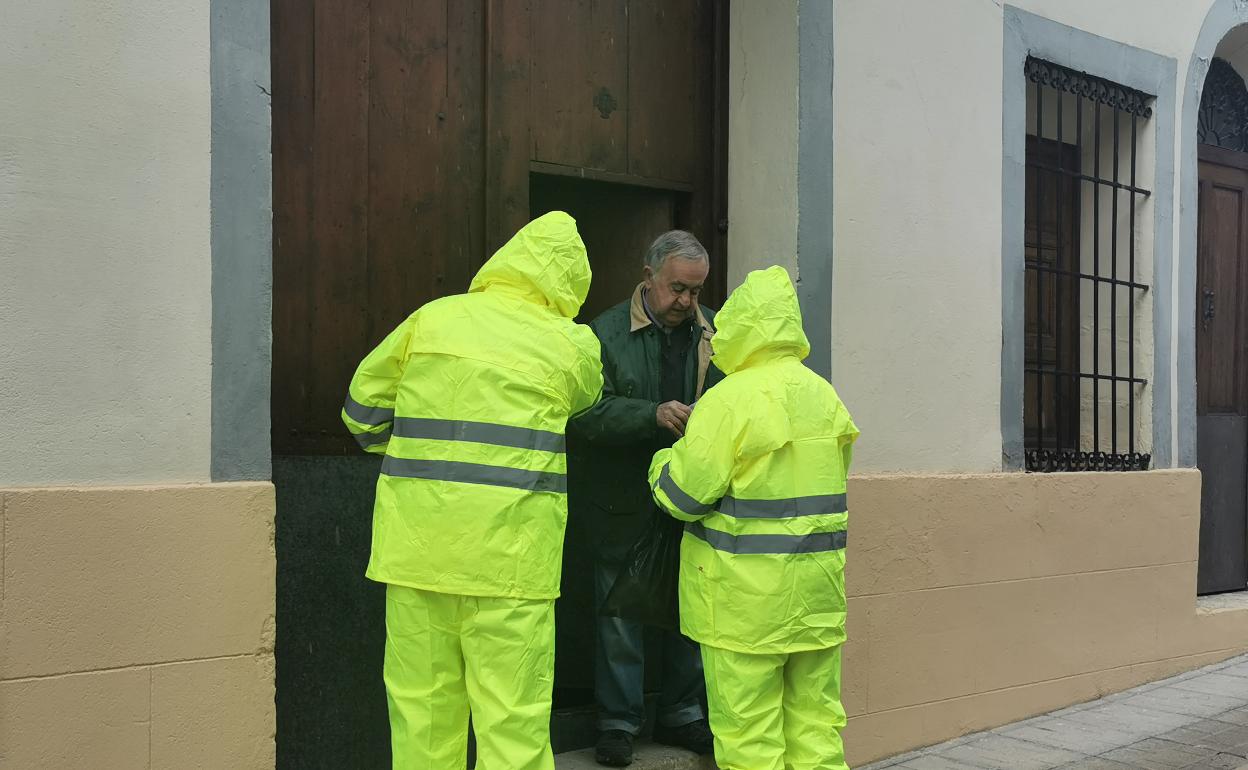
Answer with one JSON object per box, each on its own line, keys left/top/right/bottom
{"left": 555, "top": 654, "right": 1248, "bottom": 769}
{"left": 863, "top": 653, "right": 1248, "bottom": 770}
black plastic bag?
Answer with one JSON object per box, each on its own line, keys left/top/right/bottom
{"left": 600, "top": 508, "right": 684, "bottom": 630}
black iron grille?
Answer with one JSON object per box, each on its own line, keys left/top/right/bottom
{"left": 1024, "top": 57, "right": 1153, "bottom": 472}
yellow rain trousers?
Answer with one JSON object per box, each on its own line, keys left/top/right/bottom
{"left": 384, "top": 585, "right": 556, "bottom": 770}
{"left": 648, "top": 266, "right": 858, "bottom": 770}
{"left": 702, "top": 645, "right": 846, "bottom": 770}
{"left": 342, "top": 211, "right": 604, "bottom": 769}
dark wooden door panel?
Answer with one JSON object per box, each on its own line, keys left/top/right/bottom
{"left": 485, "top": 0, "right": 534, "bottom": 257}
{"left": 530, "top": 0, "right": 629, "bottom": 172}
{"left": 1196, "top": 152, "right": 1248, "bottom": 595}
{"left": 627, "top": 0, "right": 703, "bottom": 183}
{"left": 367, "top": 0, "right": 448, "bottom": 339}
{"left": 445, "top": 2, "right": 488, "bottom": 295}
{"left": 1198, "top": 415, "right": 1248, "bottom": 593}
{"left": 271, "top": 0, "right": 315, "bottom": 458}
{"left": 272, "top": 0, "right": 726, "bottom": 455}
{"left": 1198, "top": 165, "right": 1248, "bottom": 415}
{"left": 304, "top": 0, "right": 371, "bottom": 454}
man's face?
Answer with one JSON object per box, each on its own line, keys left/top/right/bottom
{"left": 644, "top": 255, "right": 709, "bottom": 328}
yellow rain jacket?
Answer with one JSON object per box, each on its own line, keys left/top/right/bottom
{"left": 342, "top": 211, "right": 604, "bottom": 600}
{"left": 648, "top": 266, "right": 859, "bottom": 654}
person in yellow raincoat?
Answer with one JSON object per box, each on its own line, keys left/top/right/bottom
{"left": 341, "top": 211, "right": 604, "bottom": 769}
{"left": 648, "top": 265, "right": 859, "bottom": 770}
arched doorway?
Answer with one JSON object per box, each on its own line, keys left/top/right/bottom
{"left": 1196, "top": 50, "right": 1248, "bottom": 595}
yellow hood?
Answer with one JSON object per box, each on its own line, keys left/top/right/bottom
{"left": 711, "top": 265, "right": 811, "bottom": 374}
{"left": 468, "top": 211, "right": 591, "bottom": 318}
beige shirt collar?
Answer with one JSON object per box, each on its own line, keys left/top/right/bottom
{"left": 628, "top": 282, "right": 714, "bottom": 334}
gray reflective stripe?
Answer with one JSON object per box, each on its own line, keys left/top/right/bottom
{"left": 686, "top": 522, "right": 846, "bottom": 555}
{"left": 344, "top": 394, "right": 394, "bottom": 426}
{"left": 381, "top": 456, "right": 567, "bottom": 493}
{"left": 353, "top": 428, "right": 391, "bottom": 449}
{"left": 393, "top": 418, "right": 565, "bottom": 453}
{"left": 718, "top": 493, "right": 847, "bottom": 519}
{"left": 656, "top": 464, "right": 717, "bottom": 517}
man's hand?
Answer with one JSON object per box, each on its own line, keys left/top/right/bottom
{"left": 657, "top": 401, "right": 692, "bottom": 438}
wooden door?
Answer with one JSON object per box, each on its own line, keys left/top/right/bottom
{"left": 272, "top": 0, "right": 728, "bottom": 456}
{"left": 1197, "top": 143, "right": 1248, "bottom": 595}
{"left": 270, "top": 2, "right": 730, "bottom": 760}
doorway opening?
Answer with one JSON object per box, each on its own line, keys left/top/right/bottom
{"left": 530, "top": 172, "right": 695, "bottom": 730}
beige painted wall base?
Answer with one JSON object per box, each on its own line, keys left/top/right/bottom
{"left": 847, "top": 648, "right": 1243, "bottom": 765}
{"left": 841, "top": 470, "right": 1248, "bottom": 765}
{"left": 1, "top": 483, "right": 275, "bottom": 769}
{"left": 2, "top": 474, "right": 1240, "bottom": 767}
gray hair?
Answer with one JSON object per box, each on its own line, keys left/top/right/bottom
{"left": 644, "top": 230, "right": 708, "bottom": 272}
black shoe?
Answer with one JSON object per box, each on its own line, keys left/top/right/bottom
{"left": 595, "top": 730, "right": 634, "bottom": 767}
{"left": 653, "top": 718, "right": 714, "bottom": 755}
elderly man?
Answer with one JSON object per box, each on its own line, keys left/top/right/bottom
{"left": 342, "top": 212, "right": 603, "bottom": 770}
{"left": 569, "top": 230, "right": 720, "bottom": 766}
{"left": 648, "top": 266, "right": 859, "bottom": 770}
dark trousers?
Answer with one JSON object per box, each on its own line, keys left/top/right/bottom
{"left": 593, "top": 560, "right": 705, "bottom": 735}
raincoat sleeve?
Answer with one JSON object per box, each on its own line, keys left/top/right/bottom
{"left": 567, "top": 325, "right": 605, "bottom": 419}
{"left": 341, "top": 315, "right": 416, "bottom": 454}
{"left": 569, "top": 339, "right": 660, "bottom": 445}
{"left": 829, "top": 385, "right": 861, "bottom": 474}
{"left": 647, "top": 394, "right": 738, "bottom": 522}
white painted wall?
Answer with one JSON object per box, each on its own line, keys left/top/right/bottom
{"left": 0, "top": 2, "right": 212, "bottom": 485}
{"left": 830, "top": 0, "right": 1005, "bottom": 472}
{"left": 1215, "top": 25, "right": 1248, "bottom": 82}
{"left": 805, "top": 0, "right": 1219, "bottom": 473}
{"left": 1009, "top": 0, "right": 1211, "bottom": 62}
{"left": 727, "top": 0, "right": 799, "bottom": 289}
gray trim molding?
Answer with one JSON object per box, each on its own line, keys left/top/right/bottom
{"left": 797, "top": 0, "right": 835, "bottom": 380}
{"left": 210, "top": 0, "right": 273, "bottom": 480}
{"left": 1180, "top": 1, "right": 1248, "bottom": 468}
{"left": 1001, "top": 6, "right": 1177, "bottom": 469}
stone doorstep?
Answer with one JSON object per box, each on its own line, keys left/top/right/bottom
{"left": 555, "top": 742, "right": 717, "bottom": 770}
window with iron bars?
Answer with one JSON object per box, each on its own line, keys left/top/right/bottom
{"left": 1023, "top": 58, "right": 1153, "bottom": 472}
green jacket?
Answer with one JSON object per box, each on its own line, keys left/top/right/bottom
{"left": 569, "top": 283, "right": 723, "bottom": 563}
